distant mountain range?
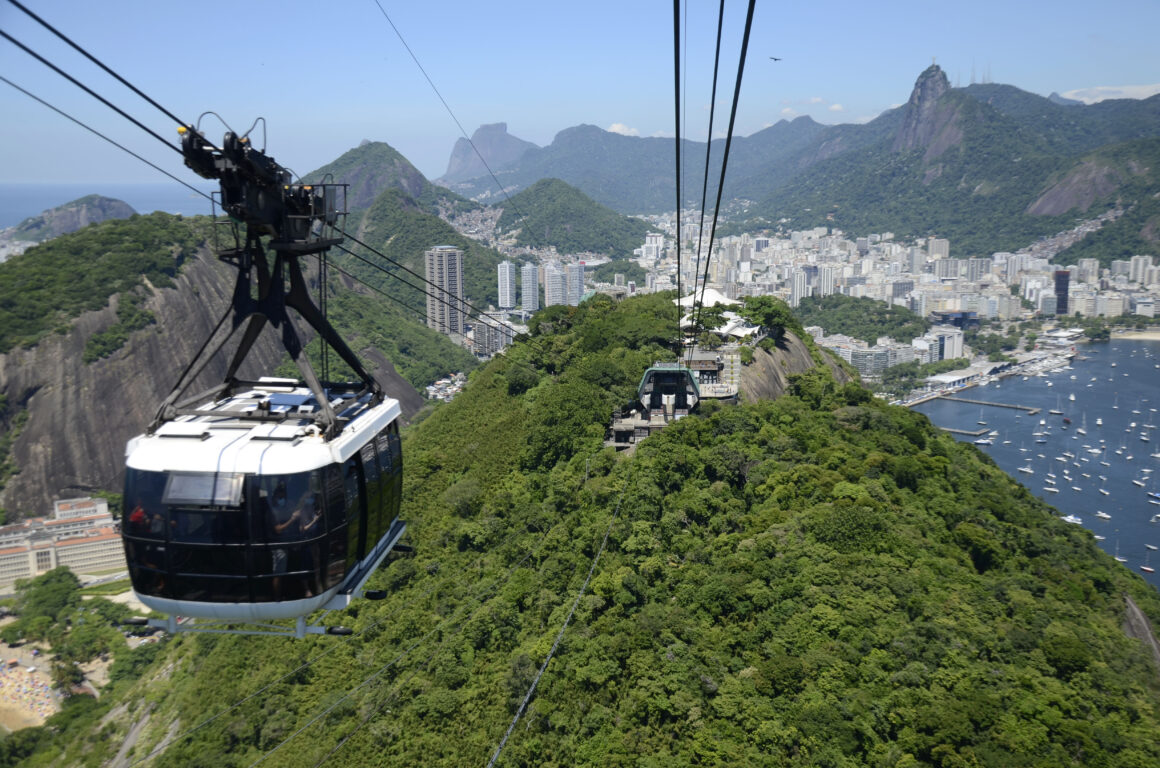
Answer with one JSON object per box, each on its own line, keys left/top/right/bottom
{"left": 435, "top": 65, "right": 1160, "bottom": 262}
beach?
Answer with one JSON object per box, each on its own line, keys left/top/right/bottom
{"left": 0, "top": 662, "right": 58, "bottom": 732}
{"left": 1111, "top": 328, "right": 1160, "bottom": 341}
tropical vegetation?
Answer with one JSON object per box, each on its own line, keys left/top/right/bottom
{"left": 795, "top": 294, "right": 930, "bottom": 345}
{"left": 495, "top": 179, "right": 653, "bottom": 258}
{"left": 6, "top": 292, "right": 1159, "bottom": 768}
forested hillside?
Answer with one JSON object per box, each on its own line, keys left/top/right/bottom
{"left": 495, "top": 178, "right": 652, "bottom": 259}
{"left": 11, "top": 292, "right": 1160, "bottom": 768}
{"left": 795, "top": 294, "right": 931, "bottom": 345}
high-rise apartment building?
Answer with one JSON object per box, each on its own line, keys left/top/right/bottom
{"left": 1054, "top": 270, "right": 1070, "bottom": 316}
{"left": 565, "top": 263, "right": 585, "bottom": 306}
{"left": 928, "top": 238, "right": 950, "bottom": 260}
{"left": 1130, "top": 254, "right": 1154, "bottom": 285}
{"left": 498, "top": 261, "right": 517, "bottom": 309}
{"left": 521, "top": 262, "right": 539, "bottom": 312}
{"left": 425, "top": 245, "right": 464, "bottom": 336}
{"left": 544, "top": 263, "right": 566, "bottom": 307}
{"left": 789, "top": 269, "right": 808, "bottom": 308}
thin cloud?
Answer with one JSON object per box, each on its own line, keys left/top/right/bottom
{"left": 608, "top": 123, "right": 640, "bottom": 136}
{"left": 808, "top": 96, "right": 825, "bottom": 104}
{"left": 828, "top": 103, "right": 845, "bottom": 112}
{"left": 780, "top": 107, "right": 799, "bottom": 118}
{"left": 1060, "top": 84, "right": 1160, "bottom": 103}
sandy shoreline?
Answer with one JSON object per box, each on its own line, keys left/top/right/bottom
{"left": 0, "top": 703, "right": 43, "bottom": 732}
{"left": 1110, "top": 330, "right": 1160, "bottom": 341}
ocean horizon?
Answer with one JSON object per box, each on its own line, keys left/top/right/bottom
{"left": 0, "top": 181, "right": 218, "bottom": 229}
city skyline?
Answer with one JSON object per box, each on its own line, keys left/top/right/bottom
{"left": 2, "top": 1, "right": 1159, "bottom": 186}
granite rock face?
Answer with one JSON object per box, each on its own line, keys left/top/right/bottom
{"left": 739, "top": 331, "right": 853, "bottom": 403}
{"left": 0, "top": 246, "right": 422, "bottom": 518}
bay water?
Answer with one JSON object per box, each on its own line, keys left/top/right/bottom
{"left": 914, "top": 340, "right": 1160, "bottom": 590}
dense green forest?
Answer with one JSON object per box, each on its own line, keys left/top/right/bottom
{"left": 273, "top": 289, "right": 478, "bottom": 390}
{"left": 0, "top": 213, "right": 207, "bottom": 354}
{"left": 495, "top": 178, "right": 653, "bottom": 258}
{"left": 8, "top": 292, "right": 1160, "bottom": 767}
{"left": 795, "top": 294, "right": 931, "bottom": 345}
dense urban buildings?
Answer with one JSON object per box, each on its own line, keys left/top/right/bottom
{"left": 0, "top": 498, "right": 124, "bottom": 589}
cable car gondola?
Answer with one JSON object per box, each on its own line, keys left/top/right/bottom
{"left": 121, "top": 125, "right": 406, "bottom": 637}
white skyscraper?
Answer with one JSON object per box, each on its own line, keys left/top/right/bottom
{"left": 565, "top": 263, "right": 585, "bottom": 306}
{"left": 521, "top": 262, "right": 539, "bottom": 312}
{"left": 498, "top": 261, "right": 517, "bottom": 309}
{"left": 544, "top": 263, "right": 566, "bottom": 307}
{"left": 789, "top": 268, "right": 809, "bottom": 307}
{"left": 425, "top": 245, "right": 464, "bottom": 336}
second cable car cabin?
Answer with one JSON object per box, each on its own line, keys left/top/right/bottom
{"left": 606, "top": 363, "right": 700, "bottom": 449}
{"left": 123, "top": 380, "right": 403, "bottom": 633}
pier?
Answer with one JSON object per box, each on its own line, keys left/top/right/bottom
{"left": 938, "top": 396, "right": 1040, "bottom": 415}
{"left": 939, "top": 426, "right": 992, "bottom": 437}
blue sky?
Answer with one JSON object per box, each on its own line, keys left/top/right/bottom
{"left": 2, "top": 0, "right": 1159, "bottom": 186}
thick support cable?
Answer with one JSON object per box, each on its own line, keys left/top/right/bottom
{"left": 0, "top": 76, "right": 210, "bottom": 202}
{"left": 688, "top": 0, "right": 727, "bottom": 363}
{"left": 5, "top": 0, "right": 187, "bottom": 128}
{"left": 673, "top": 0, "right": 683, "bottom": 343}
{"left": 0, "top": 29, "right": 181, "bottom": 155}
{"left": 696, "top": 0, "right": 757, "bottom": 332}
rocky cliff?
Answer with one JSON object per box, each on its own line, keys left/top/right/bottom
{"left": 439, "top": 123, "right": 538, "bottom": 184}
{"left": 739, "top": 331, "right": 853, "bottom": 402}
{"left": 891, "top": 64, "right": 963, "bottom": 164}
{"left": 0, "top": 246, "right": 422, "bottom": 518}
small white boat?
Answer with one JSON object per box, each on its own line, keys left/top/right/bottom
{"left": 1061, "top": 514, "right": 1082, "bottom": 524}
{"left": 1095, "top": 511, "right": 1112, "bottom": 519}
{"left": 1017, "top": 466, "right": 1033, "bottom": 474}
{"left": 1043, "top": 487, "right": 1059, "bottom": 493}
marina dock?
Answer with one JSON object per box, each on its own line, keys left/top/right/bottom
{"left": 938, "top": 426, "right": 992, "bottom": 437}
{"left": 938, "top": 396, "right": 1041, "bottom": 415}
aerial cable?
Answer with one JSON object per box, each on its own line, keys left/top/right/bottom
{"left": 0, "top": 29, "right": 181, "bottom": 156}
{"left": 672, "top": 0, "right": 682, "bottom": 347}
{"left": 327, "top": 250, "right": 436, "bottom": 322}
{"left": 366, "top": 0, "right": 543, "bottom": 250}
{"left": 686, "top": 0, "right": 727, "bottom": 367}
{"left": 693, "top": 0, "right": 756, "bottom": 336}
{"left": 0, "top": 75, "right": 211, "bottom": 203}
{"left": 251, "top": 523, "right": 555, "bottom": 768}
{"left": 336, "top": 244, "right": 511, "bottom": 337}
{"left": 333, "top": 243, "right": 564, "bottom": 388}
{"left": 339, "top": 229, "right": 527, "bottom": 341}
{"left": 5, "top": 0, "right": 188, "bottom": 129}
{"left": 485, "top": 464, "right": 635, "bottom": 768}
